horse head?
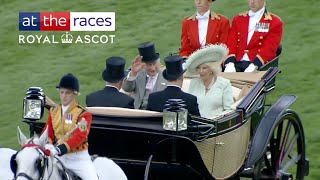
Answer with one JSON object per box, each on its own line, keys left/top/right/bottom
{"left": 10, "top": 126, "right": 52, "bottom": 180}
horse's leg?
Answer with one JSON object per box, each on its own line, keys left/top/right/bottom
{"left": 0, "top": 148, "right": 17, "bottom": 180}
{"left": 93, "top": 157, "right": 127, "bottom": 180}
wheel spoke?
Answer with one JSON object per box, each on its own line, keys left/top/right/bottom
{"left": 278, "top": 121, "right": 292, "bottom": 166}
{"left": 282, "top": 133, "right": 299, "bottom": 164}
{"left": 280, "top": 154, "right": 302, "bottom": 172}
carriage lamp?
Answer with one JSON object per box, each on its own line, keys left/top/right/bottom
{"left": 163, "top": 99, "right": 188, "bottom": 132}
{"left": 23, "top": 87, "right": 45, "bottom": 120}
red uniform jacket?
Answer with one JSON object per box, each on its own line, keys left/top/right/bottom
{"left": 180, "top": 11, "right": 230, "bottom": 57}
{"left": 43, "top": 101, "right": 92, "bottom": 153}
{"left": 226, "top": 10, "right": 283, "bottom": 66}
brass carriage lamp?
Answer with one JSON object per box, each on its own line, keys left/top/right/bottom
{"left": 163, "top": 99, "right": 188, "bottom": 132}
{"left": 23, "top": 87, "right": 45, "bottom": 120}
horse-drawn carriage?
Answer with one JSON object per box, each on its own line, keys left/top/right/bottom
{"left": 23, "top": 67, "right": 309, "bottom": 180}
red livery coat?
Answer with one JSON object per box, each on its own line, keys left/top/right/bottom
{"left": 180, "top": 11, "right": 230, "bottom": 57}
{"left": 43, "top": 101, "right": 92, "bottom": 153}
{"left": 226, "top": 10, "right": 283, "bottom": 66}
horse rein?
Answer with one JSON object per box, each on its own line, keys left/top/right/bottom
{"left": 14, "top": 144, "right": 54, "bottom": 180}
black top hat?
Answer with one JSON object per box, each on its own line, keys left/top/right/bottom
{"left": 162, "top": 55, "right": 186, "bottom": 81}
{"left": 102, "top": 56, "right": 127, "bottom": 83}
{"left": 138, "top": 42, "right": 160, "bottom": 62}
{"left": 56, "top": 73, "right": 79, "bottom": 92}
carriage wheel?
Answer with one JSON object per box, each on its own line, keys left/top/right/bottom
{"left": 253, "top": 110, "right": 307, "bottom": 180}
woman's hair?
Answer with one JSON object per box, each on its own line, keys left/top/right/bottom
{"left": 202, "top": 62, "right": 222, "bottom": 75}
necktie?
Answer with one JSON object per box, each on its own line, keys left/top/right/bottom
{"left": 146, "top": 76, "right": 154, "bottom": 93}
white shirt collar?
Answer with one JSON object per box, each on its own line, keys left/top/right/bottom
{"left": 146, "top": 72, "right": 159, "bottom": 80}
{"left": 248, "top": 7, "right": 265, "bottom": 18}
{"left": 167, "top": 85, "right": 181, "bottom": 89}
{"left": 106, "top": 85, "right": 119, "bottom": 91}
{"left": 196, "top": 10, "right": 210, "bottom": 20}
{"left": 61, "top": 104, "right": 70, "bottom": 116}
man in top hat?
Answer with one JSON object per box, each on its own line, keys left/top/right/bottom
{"left": 147, "top": 55, "right": 200, "bottom": 116}
{"left": 42, "top": 73, "right": 98, "bottom": 180}
{"left": 224, "top": 0, "right": 283, "bottom": 72}
{"left": 122, "top": 42, "right": 167, "bottom": 109}
{"left": 86, "top": 57, "right": 134, "bottom": 108}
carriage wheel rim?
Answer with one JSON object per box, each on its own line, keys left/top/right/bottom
{"left": 254, "top": 111, "right": 306, "bottom": 180}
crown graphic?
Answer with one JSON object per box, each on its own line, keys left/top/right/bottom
{"left": 61, "top": 32, "right": 73, "bottom": 44}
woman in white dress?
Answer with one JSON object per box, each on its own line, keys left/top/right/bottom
{"left": 184, "top": 44, "right": 233, "bottom": 118}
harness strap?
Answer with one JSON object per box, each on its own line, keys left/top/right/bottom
{"left": 16, "top": 172, "right": 36, "bottom": 180}
{"left": 16, "top": 144, "right": 50, "bottom": 180}
{"left": 22, "top": 144, "right": 51, "bottom": 156}
{"left": 55, "top": 156, "right": 76, "bottom": 180}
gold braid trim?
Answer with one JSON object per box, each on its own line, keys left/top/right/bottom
{"left": 264, "top": 11, "right": 272, "bottom": 20}
{"left": 210, "top": 11, "right": 220, "bottom": 20}
{"left": 187, "top": 13, "right": 196, "bottom": 21}
{"left": 238, "top": 11, "right": 248, "bottom": 17}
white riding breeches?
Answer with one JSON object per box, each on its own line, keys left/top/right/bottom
{"left": 59, "top": 150, "right": 98, "bottom": 180}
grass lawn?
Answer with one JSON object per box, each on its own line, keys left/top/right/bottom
{"left": 0, "top": 0, "right": 319, "bottom": 179}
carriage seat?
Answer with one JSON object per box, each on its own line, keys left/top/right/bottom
{"left": 119, "top": 78, "right": 243, "bottom": 113}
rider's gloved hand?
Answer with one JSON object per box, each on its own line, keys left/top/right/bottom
{"left": 45, "top": 144, "right": 60, "bottom": 156}
{"left": 244, "top": 63, "right": 258, "bottom": 72}
{"left": 224, "top": 62, "right": 236, "bottom": 72}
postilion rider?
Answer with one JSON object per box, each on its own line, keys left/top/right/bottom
{"left": 42, "top": 73, "right": 98, "bottom": 180}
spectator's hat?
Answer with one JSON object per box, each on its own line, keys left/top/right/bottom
{"left": 184, "top": 44, "right": 228, "bottom": 76}
{"left": 163, "top": 55, "right": 186, "bottom": 81}
{"left": 56, "top": 73, "right": 80, "bottom": 94}
{"left": 102, "top": 57, "right": 127, "bottom": 83}
{"left": 138, "top": 42, "right": 160, "bottom": 62}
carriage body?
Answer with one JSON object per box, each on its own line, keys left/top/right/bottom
{"left": 23, "top": 67, "right": 309, "bottom": 180}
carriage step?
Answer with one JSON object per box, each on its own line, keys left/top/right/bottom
{"left": 237, "top": 168, "right": 253, "bottom": 178}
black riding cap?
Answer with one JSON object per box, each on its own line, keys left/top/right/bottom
{"left": 56, "top": 73, "right": 79, "bottom": 93}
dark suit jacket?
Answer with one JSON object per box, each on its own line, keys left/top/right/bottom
{"left": 147, "top": 86, "right": 200, "bottom": 116}
{"left": 86, "top": 86, "right": 134, "bottom": 108}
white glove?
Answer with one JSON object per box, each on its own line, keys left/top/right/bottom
{"left": 244, "top": 63, "right": 258, "bottom": 72}
{"left": 45, "top": 144, "right": 59, "bottom": 156}
{"left": 182, "top": 61, "right": 187, "bottom": 70}
{"left": 224, "top": 63, "right": 236, "bottom": 72}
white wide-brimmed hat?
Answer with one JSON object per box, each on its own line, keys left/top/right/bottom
{"left": 184, "top": 44, "right": 229, "bottom": 76}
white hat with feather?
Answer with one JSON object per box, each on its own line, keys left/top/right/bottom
{"left": 184, "top": 44, "right": 229, "bottom": 76}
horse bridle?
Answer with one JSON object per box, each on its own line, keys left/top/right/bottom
{"left": 11, "top": 144, "right": 53, "bottom": 180}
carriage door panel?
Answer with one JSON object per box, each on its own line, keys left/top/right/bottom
{"left": 212, "top": 119, "right": 251, "bottom": 179}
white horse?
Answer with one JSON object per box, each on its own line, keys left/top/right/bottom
{"left": 12, "top": 127, "right": 127, "bottom": 180}
{"left": 0, "top": 147, "right": 16, "bottom": 180}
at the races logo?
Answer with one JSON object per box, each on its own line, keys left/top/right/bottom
{"left": 18, "top": 33, "right": 116, "bottom": 44}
